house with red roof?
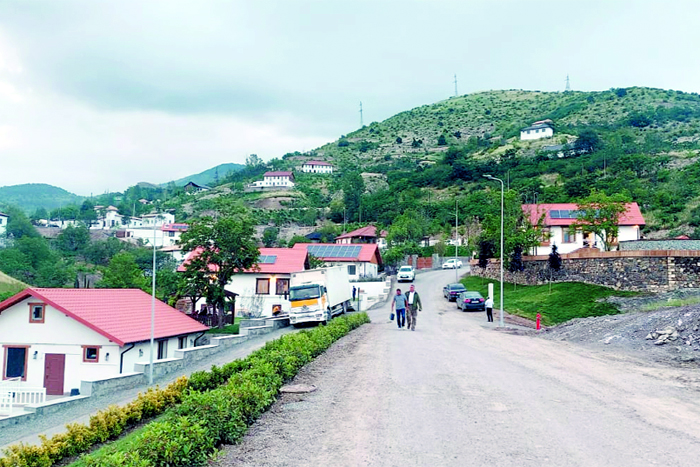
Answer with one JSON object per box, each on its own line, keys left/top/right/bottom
{"left": 178, "top": 247, "right": 309, "bottom": 318}
{"left": 0, "top": 288, "right": 208, "bottom": 396}
{"left": 335, "top": 225, "right": 388, "bottom": 249}
{"left": 301, "top": 160, "right": 333, "bottom": 174}
{"left": 249, "top": 171, "right": 295, "bottom": 188}
{"left": 522, "top": 202, "right": 645, "bottom": 255}
{"left": 292, "top": 243, "right": 383, "bottom": 279}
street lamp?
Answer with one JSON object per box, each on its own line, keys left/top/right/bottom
{"left": 484, "top": 175, "right": 504, "bottom": 327}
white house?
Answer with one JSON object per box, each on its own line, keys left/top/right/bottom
{"left": 292, "top": 243, "right": 383, "bottom": 280}
{"left": 178, "top": 247, "right": 309, "bottom": 319}
{"left": 249, "top": 171, "right": 295, "bottom": 188}
{"left": 0, "top": 212, "right": 8, "bottom": 242}
{"left": 520, "top": 120, "right": 554, "bottom": 141}
{"left": 522, "top": 203, "right": 645, "bottom": 255}
{"left": 118, "top": 223, "right": 188, "bottom": 248}
{"left": 0, "top": 288, "right": 208, "bottom": 396}
{"left": 301, "top": 161, "right": 333, "bottom": 174}
{"left": 334, "top": 225, "right": 388, "bottom": 250}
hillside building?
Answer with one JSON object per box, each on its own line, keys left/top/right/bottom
{"left": 301, "top": 161, "right": 333, "bottom": 174}
{"left": 249, "top": 171, "right": 295, "bottom": 188}
{"left": 520, "top": 120, "right": 554, "bottom": 141}
{"left": 0, "top": 212, "right": 8, "bottom": 238}
{"left": 335, "top": 225, "right": 388, "bottom": 250}
{"left": 292, "top": 243, "right": 383, "bottom": 279}
{"left": 522, "top": 203, "right": 645, "bottom": 255}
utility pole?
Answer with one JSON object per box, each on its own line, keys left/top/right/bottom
{"left": 565, "top": 74, "right": 571, "bottom": 92}
{"left": 359, "top": 101, "right": 364, "bottom": 127}
{"left": 454, "top": 74, "right": 458, "bottom": 97}
{"left": 455, "top": 199, "right": 459, "bottom": 283}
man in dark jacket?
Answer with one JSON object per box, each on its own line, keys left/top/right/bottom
{"left": 406, "top": 284, "right": 423, "bottom": 331}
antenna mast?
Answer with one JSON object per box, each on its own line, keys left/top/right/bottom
{"left": 454, "top": 74, "right": 458, "bottom": 97}
{"left": 359, "top": 101, "right": 364, "bottom": 127}
{"left": 565, "top": 74, "right": 571, "bottom": 92}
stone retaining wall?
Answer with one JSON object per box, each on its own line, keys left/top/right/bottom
{"left": 470, "top": 250, "right": 700, "bottom": 292}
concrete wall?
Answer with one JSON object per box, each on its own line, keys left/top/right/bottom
{"left": 470, "top": 250, "right": 700, "bottom": 293}
{"left": 620, "top": 239, "right": 700, "bottom": 251}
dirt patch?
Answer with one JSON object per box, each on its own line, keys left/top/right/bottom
{"left": 253, "top": 197, "right": 294, "bottom": 210}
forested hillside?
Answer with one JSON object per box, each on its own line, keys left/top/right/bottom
{"left": 0, "top": 183, "right": 84, "bottom": 213}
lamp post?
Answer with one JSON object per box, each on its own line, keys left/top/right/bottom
{"left": 455, "top": 199, "right": 459, "bottom": 283}
{"left": 484, "top": 175, "right": 504, "bottom": 327}
{"left": 149, "top": 214, "right": 158, "bottom": 385}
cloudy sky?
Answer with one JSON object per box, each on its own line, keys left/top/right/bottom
{"left": 1, "top": 1, "right": 699, "bottom": 195}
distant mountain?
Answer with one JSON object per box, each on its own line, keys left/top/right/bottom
{"left": 0, "top": 183, "right": 84, "bottom": 213}
{"left": 162, "top": 163, "right": 245, "bottom": 188}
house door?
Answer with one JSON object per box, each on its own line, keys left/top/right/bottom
{"left": 44, "top": 354, "right": 66, "bottom": 396}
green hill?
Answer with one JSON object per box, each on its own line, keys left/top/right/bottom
{"left": 0, "top": 183, "right": 84, "bottom": 214}
{"left": 162, "top": 163, "right": 245, "bottom": 188}
{"left": 0, "top": 270, "right": 28, "bottom": 300}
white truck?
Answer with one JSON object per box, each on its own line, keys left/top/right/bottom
{"left": 288, "top": 266, "right": 353, "bottom": 326}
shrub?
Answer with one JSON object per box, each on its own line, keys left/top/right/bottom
{"left": 136, "top": 416, "right": 214, "bottom": 467}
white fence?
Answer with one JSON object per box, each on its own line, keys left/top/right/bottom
{"left": 0, "top": 391, "right": 12, "bottom": 415}
{"left": 0, "top": 377, "right": 46, "bottom": 409}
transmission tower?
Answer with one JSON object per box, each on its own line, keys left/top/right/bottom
{"left": 454, "top": 74, "right": 458, "bottom": 97}
{"left": 565, "top": 74, "right": 571, "bottom": 92}
{"left": 359, "top": 101, "right": 364, "bottom": 127}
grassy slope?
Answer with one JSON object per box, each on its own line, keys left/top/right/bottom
{"left": 163, "top": 163, "right": 245, "bottom": 187}
{"left": 461, "top": 276, "right": 637, "bottom": 326}
{"left": 0, "top": 271, "right": 28, "bottom": 300}
{"left": 0, "top": 183, "right": 84, "bottom": 213}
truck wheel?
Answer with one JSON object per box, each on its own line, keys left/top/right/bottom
{"left": 342, "top": 301, "right": 348, "bottom": 314}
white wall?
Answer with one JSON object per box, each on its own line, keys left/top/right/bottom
{"left": 322, "top": 262, "right": 378, "bottom": 280}
{"left": 0, "top": 214, "right": 7, "bottom": 239}
{"left": 227, "top": 273, "right": 293, "bottom": 318}
{"left": 127, "top": 228, "right": 182, "bottom": 247}
{"left": 533, "top": 225, "right": 641, "bottom": 255}
{"left": 126, "top": 332, "right": 204, "bottom": 373}
{"left": 520, "top": 127, "right": 554, "bottom": 141}
{"left": 301, "top": 164, "right": 333, "bottom": 174}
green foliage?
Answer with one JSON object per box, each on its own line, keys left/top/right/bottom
{"left": 97, "top": 252, "right": 149, "bottom": 290}
{"left": 136, "top": 417, "right": 213, "bottom": 467}
{"left": 55, "top": 225, "right": 91, "bottom": 256}
{"left": 262, "top": 226, "right": 279, "bottom": 247}
{"left": 570, "top": 190, "right": 631, "bottom": 251}
{"left": 342, "top": 171, "right": 365, "bottom": 222}
{"left": 0, "top": 183, "right": 83, "bottom": 214}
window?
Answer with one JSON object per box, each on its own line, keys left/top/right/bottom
{"left": 157, "top": 340, "right": 168, "bottom": 359}
{"left": 540, "top": 228, "right": 551, "bottom": 246}
{"left": 347, "top": 265, "right": 357, "bottom": 275}
{"left": 82, "top": 346, "right": 100, "bottom": 363}
{"left": 563, "top": 230, "right": 576, "bottom": 243}
{"left": 178, "top": 336, "right": 187, "bottom": 350}
{"left": 3, "top": 346, "right": 29, "bottom": 380}
{"left": 256, "top": 278, "right": 270, "bottom": 295}
{"left": 28, "top": 303, "right": 45, "bottom": 323}
{"left": 276, "top": 278, "right": 289, "bottom": 296}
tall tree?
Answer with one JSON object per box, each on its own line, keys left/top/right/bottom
{"left": 98, "top": 252, "right": 149, "bottom": 290}
{"left": 342, "top": 171, "right": 365, "bottom": 222}
{"left": 571, "top": 191, "right": 630, "bottom": 251}
{"left": 178, "top": 204, "right": 259, "bottom": 328}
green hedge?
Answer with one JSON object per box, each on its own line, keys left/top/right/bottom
{"left": 0, "top": 312, "right": 370, "bottom": 467}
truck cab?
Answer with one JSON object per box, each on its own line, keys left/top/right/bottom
{"left": 289, "top": 283, "right": 330, "bottom": 325}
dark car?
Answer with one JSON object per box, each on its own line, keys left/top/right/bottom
{"left": 443, "top": 283, "right": 467, "bottom": 301}
{"left": 456, "top": 291, "right": 486, "bottom": 311}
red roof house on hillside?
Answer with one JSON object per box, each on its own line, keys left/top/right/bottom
{"left": 521, "top": 202, "right": 645, "bottom": 255}
{"left": 335, "top": 225, "right": 388, "bottom": 249}
{"left": 0, "top": 288, "right": 208, "bottom": 395}
{"left": 292, "top": 243, "right": 382, "bottom": 279}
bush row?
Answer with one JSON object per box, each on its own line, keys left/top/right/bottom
{"left": 1, "top": 312, "right": 370, "bottom": 467}
{"left": 0, "top": 377, "right": 189, "bottom": 467}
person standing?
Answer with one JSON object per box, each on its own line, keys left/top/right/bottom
{"left": 405, "top": 284, "right": 423, "bottom": 331}
{"left": 485, "top": 296, "right": 494, "bottom": 322}
{"left": 391, "top": 288, "right": 408, "bottom": 329}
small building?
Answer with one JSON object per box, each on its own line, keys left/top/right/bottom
{"left": 0, "top": 211, "right": 8, "bottom": 240}
{"left": 292, "top": 243, "right": 383, "bottom": 279}
{"left": 301, "top": 160, "right": 333, "bottom": 174}
{"left": 0, "top": 288, "right": 208, "bottom": 396}
{"left": 178, "top": 247, "right": 309, "bottom": 319}
{"left": 335, "top": 225, "right": 388, "bottom": 249}
{"left": 249, "top": 171, "right": 295, "bottom": 188}
{"left": 520, "top": 120, "right": 554, "bottom": 141}
{"left": 522, "top": 203, "right": 645, "bottom": 255}
{"left": 184, "top": 182, "right": 211, "bottom": 194}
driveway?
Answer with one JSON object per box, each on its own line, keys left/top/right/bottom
{"left": 215, "top": 268, "right": 700, "bottom": 467}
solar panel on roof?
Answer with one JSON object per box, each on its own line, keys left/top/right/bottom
{"left": 258, "top": 255, "right": 277, "bottom": 264}
{"left": 307, "top": 245, "right": 362, "bottom": 258}
{"left": 550, "top": 210, "right": 560, "bottom": 219}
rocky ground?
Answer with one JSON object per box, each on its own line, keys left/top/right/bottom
{"left": 540, "top": 302, "right": 700, "bottom": 367}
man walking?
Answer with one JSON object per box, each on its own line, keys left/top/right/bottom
{"left": 485, "top": 296, "right": 494, "bottom": 322}
{"left": 405, "top": 284, "right": 422, "bottom": 331}
{"left": 391, "top": 288, "right": 408, "bottom": 329}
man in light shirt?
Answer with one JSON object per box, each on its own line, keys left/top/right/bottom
{"left": 406, "top": 284, "right": 423, "bottom": 331}
{"left": 485, "top": 296, "right": 494, "bottom": 322}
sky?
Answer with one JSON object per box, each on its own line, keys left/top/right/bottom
{"left": 1, "top": 0, "right": 700, "bottom": 195}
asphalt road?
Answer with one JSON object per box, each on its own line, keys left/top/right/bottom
{"left": 216, "top": 269, "right": 700, "bottom": 467}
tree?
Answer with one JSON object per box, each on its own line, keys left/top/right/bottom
{"left": 509, "top": 245, "right": 524, "bottom": 273}
{"left": 308, "top": 254, "right": 325, "bottom": 269}
{"left": 262, "top": 227, "right": 279, "bottom": 247}
{"left": 395, "top": 136, "right": 403, "bottom": 144}
{"left": 4, "top": 207, "right": 38, "bottom": 240}
{"left": 574, "top": 129, "right": 601, "bottom": 154}
{"left": 437, "top": 134, "right": 447, "bottom": 146}
{"left": 179, "top": 205, "right": 259, "bottom": 328}
{"left": 98, "top": 252, "right": 149, "bottom": 290}
{"left": 570, "top": 191, "right": 630, "bottom": 251}
{"left": 287, "top": 234, "right": 309, "bottom": 247}
{"left": 386, "top": 211, "right": 426, "bottom": 246}
{"left": 342, "top": 171, "right": 365, "bottom": 222}
{"left": 548, "top": 244, "right": 562, "bottom": 271}
{"left": 246, "top": 154, "right": 263, "bottom": 167}
{"left": 478, "top": 240, "right": 495, "bottom": 269}
{"left": 55, "top": 225, "right": 91, "bottom": 256}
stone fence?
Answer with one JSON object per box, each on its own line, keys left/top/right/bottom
{"left": 470, "top": 250, "right": 700, "bottom": 292}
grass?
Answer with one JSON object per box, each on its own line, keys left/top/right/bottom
{"left": 641, "top": 296, "right": 700, "bottom": 312}
{"left": 0, "top": 271, "right": 27, "bottom": 301}
{"left": 460, "top": 277, "right": 638, "bottom": 326}
{"left": 206, "top": 317, "right": 243, "bottom": 335}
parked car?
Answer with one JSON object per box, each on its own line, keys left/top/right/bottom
{"left": 456, "top": 291, "right": 486, "bottom": 311}
{"left": 443, "top": 283, "right": 467, "bottom": 301}
{"left": 397, "top": 265, "right": 415, "bottom": 282}
{"left": 442, "top": 258, "right": 463, "bottom": 269}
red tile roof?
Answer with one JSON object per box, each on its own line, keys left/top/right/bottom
{"left": 177, "top": 247, "right": 308, "bottom": 275}
{"left": 335, "top": 225, "right": 387, "bottom": 240}
{"left": 0, "top": 288, "right": 208, "bottom": 346}
{"left": 292, "top": 243, "right": 382, "bottom": 265}
{"left": 161, "top": 223, "right": 189, "bottom": 232}
{"left": 264, "top": 171, "right": 294, "bottom": 177}
{"left": 522, "top": 203, "right": 645, "bottom": 227}
{"left": 303, "top": 160, "right": 332, "bottom": 166}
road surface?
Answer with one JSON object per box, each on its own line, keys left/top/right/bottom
{"left": 216, "top": 269, "right": 700, "bottom": 466}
